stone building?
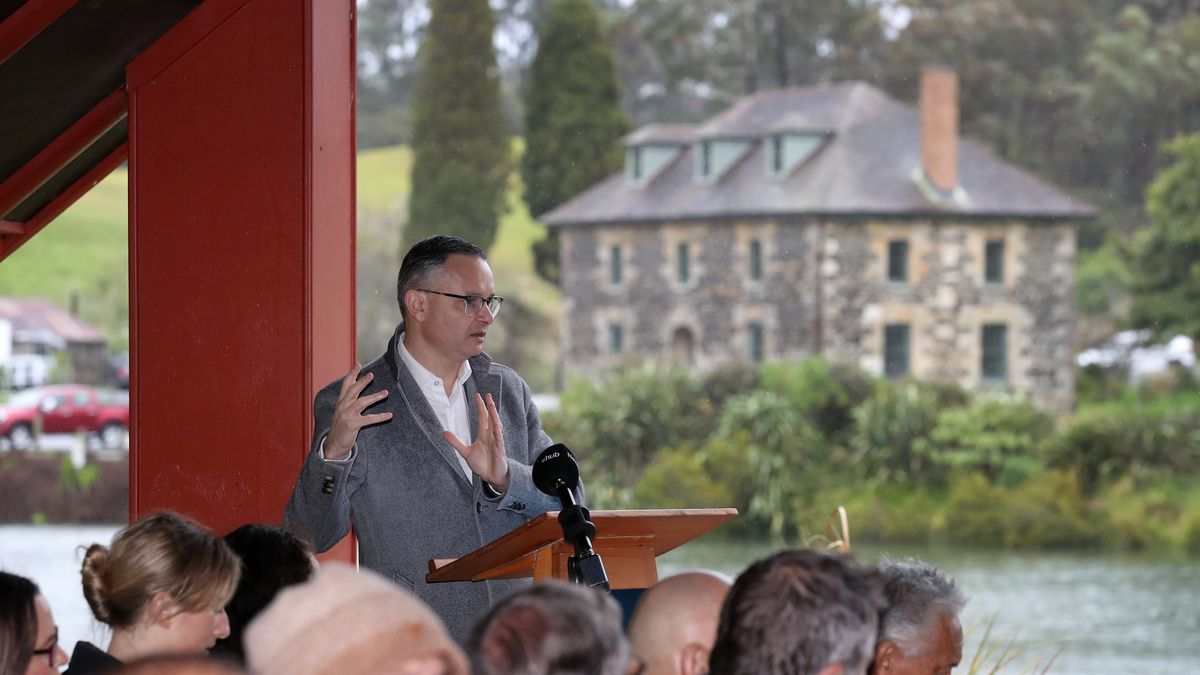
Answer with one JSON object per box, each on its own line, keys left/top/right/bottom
{"left": 541, "top": 70, "right": 1092, "bottom": 411}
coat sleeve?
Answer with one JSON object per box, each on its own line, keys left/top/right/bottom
{"left": 493, "top": 375, "right": 583, "bottom": 515}
{"left": 283, "top": 382, "right": 364, "bottom": 552}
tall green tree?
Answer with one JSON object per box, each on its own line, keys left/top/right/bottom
{"left": 406, "top": 0, "right": 510, "bottom": 251}
{"left": 1130, "top": 132, "right": 1200, "bottom": 345}
{"left": 524, "top": 0, "right": 631, "bottom": 283}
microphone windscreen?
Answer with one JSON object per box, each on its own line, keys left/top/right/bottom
{"left": 532, "top": 443, "right": 580, "bottom": 495}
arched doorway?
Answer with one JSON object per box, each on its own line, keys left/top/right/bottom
{"left": 671, "top": 326, "right": 695, "bottom": 366}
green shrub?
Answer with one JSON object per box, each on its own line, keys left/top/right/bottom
{"left": 852, "top": 381, "right": 942, "bottom": 481}
{"left": 759, "top": 358, "right": 872, "bottom": 441}
{"left": 544, "top": 366, "right": 714, "bottom": 490}
{"left": 835, "top": 482, "right": 943, "bottom": 544}
{"left": 1099, "top": 477, "right": 1178, "bottom": 552}
{"left": 1075, "top": 363, "right": 1130, "bottom": 404}
{"left": 631, "top": 445, "right": 734, "bottom": 509}
{"left": 1183, "top": 513, "right": 1200, "bottom": 556}
{"left": 715, "top": 392, "right": 830, "bottom": 540}
{"left": 1097, "top": 477, "right": 1200, "bottom": 553}
{"left": 1048, "top": 399, "right": 1200, "bottom": 494}
{"left": 943, "top": 471, "right": 1095, "bottom": 548}
{"left": 927, "top": 397, "right": 1054, "bottom": 483}
{"left": 698, "top": 361, "right": 760, "bottom": 411}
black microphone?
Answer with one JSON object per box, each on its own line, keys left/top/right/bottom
{"left": 532, "top": 444, "right": 609, "bottom": 590}
{"left": 533, "top": 443, "right": 581, "bottom": 503}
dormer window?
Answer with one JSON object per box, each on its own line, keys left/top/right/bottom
{"left": 766, "top": 132, "right": 828, "bottom": 179}
{"left": 694, "top": 138, "right": 753, "bottom": 183}
{"left": 626, "top": 143, "right": 683, "bottom": 186}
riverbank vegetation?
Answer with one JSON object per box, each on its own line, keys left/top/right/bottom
{"left": 542, "top": 359, "right": 1200, "bottom": 555}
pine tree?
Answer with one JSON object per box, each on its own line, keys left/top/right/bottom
{"left": 406, "top": 0, "right": 510, "bottom": 252}
{"left": 1130, "top": 132, "right": 1200, "bottom": 348}
{"left": 524, "top": 0, "right": 631, "bottom": 283}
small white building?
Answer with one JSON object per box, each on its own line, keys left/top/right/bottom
{"left": 0, "top": 297, "right": 108, "bottom": 388}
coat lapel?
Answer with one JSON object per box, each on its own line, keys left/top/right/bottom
{"left": 387, "top": 325, "right": 475, "bottom": 493}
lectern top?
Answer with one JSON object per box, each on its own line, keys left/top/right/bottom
{"left": 426, "top": 508, "right": 737, "bottom": 584}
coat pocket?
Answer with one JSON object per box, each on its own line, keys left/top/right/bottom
{"left": 389, "top": 571, "right": 415, "bottom": 593}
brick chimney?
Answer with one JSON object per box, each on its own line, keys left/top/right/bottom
{"left": 920, "top": 67, "right": 958, "bottom": 192}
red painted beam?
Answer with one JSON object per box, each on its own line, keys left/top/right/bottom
{"left": 0, "top": 220, "right": 24, "bottom": 235}
{"left": 0, "top": 0, "right": 77, "bottom": 66}
{"left": 0, "top": 142, "right": 127, "bottom": 263}
{"left": 0, "top": 88, "right": 127, "bottom": 218}
{"left": 125, "top": 0, "right": 249, "bottom": 90}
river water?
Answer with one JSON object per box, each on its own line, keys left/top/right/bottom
{"left": 2, "top": 525, "right": 1197, "bottom": 674}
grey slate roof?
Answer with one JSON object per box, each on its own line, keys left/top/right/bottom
{"left": 542, "top": 81, "right": 1095, "bottom": 227}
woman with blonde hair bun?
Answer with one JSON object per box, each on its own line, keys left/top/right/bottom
{"left": 64, "top": 512, "right": 241, "bottom": 675}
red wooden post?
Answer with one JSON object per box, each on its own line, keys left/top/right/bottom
{"left": 125, "top": 0, "right": 356, "bottom": 561}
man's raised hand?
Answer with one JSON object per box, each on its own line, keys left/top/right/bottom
{"left": 443, "top": 393, "right": 509, "bottom": 490}
{"left": 324, "top": 363, "right": 393, "bottom": 460}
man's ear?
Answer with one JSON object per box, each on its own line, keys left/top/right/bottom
{"left": 403, "top": 288, "right": 427, "bottom": 321}
{"left": 679, "top": 642, "right": 711, "bottom": 675}
{"left": 873, "top": 641, "right": 898, "bottom": 673}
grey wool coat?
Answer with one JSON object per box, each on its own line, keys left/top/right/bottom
{"left": 284, "top": 323, "right": 561, "bottom": 642}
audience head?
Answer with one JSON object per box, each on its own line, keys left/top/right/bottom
{"left": 871, "top": 559, "right": 966, "bottom": 675}
{"left": 210, "top": 524, "right": 315, "bottom": 663}
{"left": 708, "top": 550, "right": 885, "bottom": 675}
{"left": 0, "top": 571, "right": 69, "bottom": 675}
{"left": 467, "top": 579, "right": 631, "bottom": 675}
{"left": 628, "top": 571, "right": 732, "bottom": 675}
{"left": 245, "top": 563, "right": 467, "bottom": 675}
{"left": 112, "top": 654, "right": 247, "bottom": 675}
{"left": 80, "top": 511, "right": 241, "bottom": 655}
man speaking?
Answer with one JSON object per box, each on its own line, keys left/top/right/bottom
{"left": 285, "top": 235, "right": 561, "bottom": 641}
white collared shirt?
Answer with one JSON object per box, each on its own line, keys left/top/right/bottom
{"left": 397, "top": 333, "right": 474, "bottom": 479}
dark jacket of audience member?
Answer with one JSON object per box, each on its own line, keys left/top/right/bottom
{"left": 110, "top": 655, "right": 247, "bottom": 675}
{"left": 708, "top": 550, "right": 885, "bottom": 675}
{"left": 0, "top": 571, "right": 69, "bottom": 675}
{"left": 466, "top": 580, "right": 632, "bottom": 675}
{"left": 65, "top": 511, "right": 241, "bottom": 675}
{"left": 210, "top": 524, "right": 315, "bottom": 664}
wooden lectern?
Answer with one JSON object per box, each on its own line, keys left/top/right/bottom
{"left": 427, "top": 508, "right": 737, "bottom": 589}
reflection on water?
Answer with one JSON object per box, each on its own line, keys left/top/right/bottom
{"left": 2, "top": 526, "right": 1197, "bottom": 674}
{"left": 660, "top": 540, "right": 1200, "bottom": 675}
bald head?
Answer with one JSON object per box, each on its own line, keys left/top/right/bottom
{"left": 628, "top": 572, "right": 732, "bottom": 675}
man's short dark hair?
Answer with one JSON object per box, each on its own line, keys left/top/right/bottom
{"left": 708, "top": 550, "right": 885, "bottom": 675}
{"left": 466, "top": 580, "right": 631, "bottom": 675}
{"left": 396, "top": 235, "right": 488, "bottom": 316}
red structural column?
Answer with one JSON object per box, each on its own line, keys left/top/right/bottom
{"left": 125, "top": 0, "right": 356, "bottom": 558}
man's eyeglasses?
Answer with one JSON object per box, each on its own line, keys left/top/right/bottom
{"left": 32, "top": 628, "right": 58, "bottom": 667}
{"left": 419, "top": 289, "right": 503, "bottom": 317}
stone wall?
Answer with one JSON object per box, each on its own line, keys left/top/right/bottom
{"left": 557, "top": 217, "right": 1075, "bottom": 411}
{"left": 821, "top": 218, "right": 1075, "bottom": 411}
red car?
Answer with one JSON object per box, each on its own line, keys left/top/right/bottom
{"left": 0, "top": 384, "right": 129, "bottom": 451}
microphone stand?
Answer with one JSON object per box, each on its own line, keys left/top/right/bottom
{"left": 552, "top": 480, "right": 610, "bottom": 590}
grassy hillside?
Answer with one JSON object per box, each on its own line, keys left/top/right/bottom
{"left": 0, "top": 170, "right": 130, "bottom": 349}
{"left": 0, "top": 145, "right": 562, "bottom": 387}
